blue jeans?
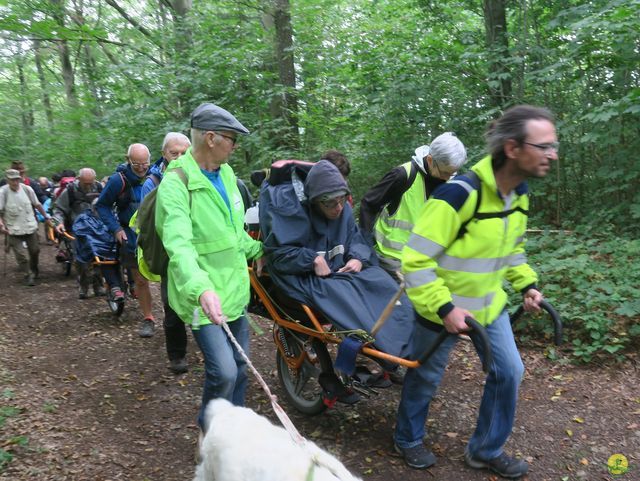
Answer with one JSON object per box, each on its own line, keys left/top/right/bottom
{"left": 192, "top": 316, "right": 250, "bottom": 430}
{"left": 395, "top": 310, "right": 524, "bottom": 460}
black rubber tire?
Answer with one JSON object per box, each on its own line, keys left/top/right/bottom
{"left": 276, "top": 333, "right": 326, "bottom": 415}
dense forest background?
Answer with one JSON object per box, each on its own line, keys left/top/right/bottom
{"left": 1, "top": 0, "right": 639, "bottom": 360}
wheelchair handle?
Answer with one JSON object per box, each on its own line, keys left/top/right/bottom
{"left": 416, "top": 317, "right": 492, "bottom": 374}
{"left": 510, "top": 299, "right": 563, "bottom": 346}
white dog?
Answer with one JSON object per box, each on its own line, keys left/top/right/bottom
{"left": 193, "top": 399, "right": 362, "bottom": 481}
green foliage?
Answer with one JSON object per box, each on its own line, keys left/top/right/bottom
{"left": 0, "top": 448, "right": 12, "bottom": 472}
{"left": 0, "top": 0, "right": 639, "bottom": 361}
{"left": 0, "top": 406, "right": 20, "bottom": 428}
{"left": 512, "top": 231, "right": 640, "bottom": 363}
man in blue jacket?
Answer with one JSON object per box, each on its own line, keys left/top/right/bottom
{"left": 96, "top": 143, "right": 155, "bottom": 337}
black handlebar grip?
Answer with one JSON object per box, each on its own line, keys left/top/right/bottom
{"left": 511, "top": 300, "right": 563, "bottom": 346}
{"left": 464, "top": 317, "right": 492, "bottom": 374}
{"left": 415, "top": 317, "right": 492, "bottom": 374}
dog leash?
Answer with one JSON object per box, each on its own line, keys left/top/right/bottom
{"left": 220, "top": 318, "right": 306, "bottom": 445}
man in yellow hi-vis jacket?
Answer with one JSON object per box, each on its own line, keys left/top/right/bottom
{"left": 394, "top": 105, "right": 558, "bottom": 479}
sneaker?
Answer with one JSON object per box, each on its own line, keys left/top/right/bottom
{"left": 464, "top": 451, "right": 528, "bottom": 478}
{"left": 169, "top": 357, "right": 188, "bottom": 375}
{"left": 25, "top": 272, "right": 36, "bottom": 286}
{"left": 110, "top": 287, "right": 125, "bottom": 302}
{"left": 394, "top": 443, "right": 437, "bottom": 469}
{"left": 78, "top": 287, "right": 89, "bottom": 299}
{"left": 139, "top": 318, "right": 156, "bottom": 338}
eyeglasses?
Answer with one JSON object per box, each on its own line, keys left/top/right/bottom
{"left": 130, "top": 161, "right": 150, "bottom": 167}
{"left": 319, "top": 195, "right": 347, "bottom": 209}
{"left": 214, "top": 132, "right": 237, "bottom": 146}
{"left": 523, "top": 141, "right": 560, "bottom": 153}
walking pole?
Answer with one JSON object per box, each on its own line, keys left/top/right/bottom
{"left": 2, "top": 233, "right": 7, "bottom": 278}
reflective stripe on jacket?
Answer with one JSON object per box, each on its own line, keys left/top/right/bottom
{"left": 374, "top": 162, "right": 425, "bottom": 270}
{"left": 155, "top": 149, "right": 263, "bottom": 327}
{"left": 401, "top": 155, "right": 538, "bottom": 326}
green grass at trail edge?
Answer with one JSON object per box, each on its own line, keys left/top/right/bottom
{"left": 509, "top": 229, "right": 640, "bottom": 363}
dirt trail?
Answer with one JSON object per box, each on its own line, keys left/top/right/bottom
{"left": 1, "top": 230, "right": 639, "bottom": 480}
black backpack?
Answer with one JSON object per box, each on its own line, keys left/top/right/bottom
{"left": 454, "top": 171, "right": 529, "bottom": 239}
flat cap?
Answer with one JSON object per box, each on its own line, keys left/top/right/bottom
{"left": 190, "top": 103, "right": 249, "bottom": 135}
{"left": 5, "top": 169, "right": 21, "bottom": 179}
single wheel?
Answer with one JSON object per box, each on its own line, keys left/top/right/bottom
{"left": 276, "top": 331, "right": 326, "bottom": 415}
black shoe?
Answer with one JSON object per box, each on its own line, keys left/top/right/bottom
{"left": 139, "top": 318, "right": 156, "bottom": 338}
{"left": 394, "top": 443, "right": 436, "bottom": 469}
{"left": 387, "top": 366, "right": 406, "bottom": 385}
{"left": 169, "top": 357, "right": 188, "bottom": 375}
{"left": 464, "top": 451, "right": 528, "bottom": 478}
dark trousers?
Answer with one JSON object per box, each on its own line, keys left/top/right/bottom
{"left": 161, "top": 278, "right": 187, "bottom": 361}
{"left": 8, "top": 231, "right": 39, "bottom": 276}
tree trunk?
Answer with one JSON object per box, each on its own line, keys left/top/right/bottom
{"left": 33, "top": 40, "right": 54, "bottom": 129}
{"left": 16, "top": 52, "right": 34, "bottom": 146}
{"left": 170, "top": 0, "right": 193, "bottom": 117}
{"left": 483, "top": 0, "right": 512, "bottom": 108}
{"left": 263, "top": 0, "right": 299, "bottom": 149}
{"left": 50, "top": 0, "right": 80, "bottom": 110}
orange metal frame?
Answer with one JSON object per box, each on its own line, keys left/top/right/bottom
{"left": 248, "top": 266, "right": 420, "bottom": 369}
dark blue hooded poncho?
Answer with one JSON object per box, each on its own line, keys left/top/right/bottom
{"left": 259, "top": 161, "right": 414, "bottom": 358}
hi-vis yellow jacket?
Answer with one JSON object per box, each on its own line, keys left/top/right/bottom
{"left": 401, "top": 155, "right": 538, "bottom": 326}
{"left": 374, "top": 162, "right": 424, "bottom": 268}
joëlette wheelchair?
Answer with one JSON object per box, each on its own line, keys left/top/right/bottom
{"left": 247, "top": 160, "right": 563, "bottom": 415}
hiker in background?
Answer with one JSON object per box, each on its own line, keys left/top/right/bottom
{"left": 155, "top": 103, "right": 263, "bottom": 433}
{"left": 53, "top": 168, "right": 104, "bottom": 299}
{"left": 359, "top": 132, "right": 467, "bottom": 280}
{"left": 320, "top": 149, "right": 353, "bottom": 206}
{"left": 38, "top": 177, "right": 54, "bottom": 200}
{"left": 0, "top": 169, "right": 53, "bottom": 285}
{"left": 0, "top": 161, "right": 47, "bottom": 205}
{"left": 141, "top": 132, "right": 191, "bottom": 198}
{"left": 140, "top": 132, "right": 191, "bottom": 374}
{"left": 96, "top": 143, "right": 155, "bottom": 337}
{"left": 394, "top": 105, "right": 557, "bottom": 478}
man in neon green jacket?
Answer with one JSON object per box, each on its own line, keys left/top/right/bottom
{"left": 155, "top": 103, "right": 263, "bottom": 431}
{"left": 394, "top": 105, "right": 558, "bottom": 479}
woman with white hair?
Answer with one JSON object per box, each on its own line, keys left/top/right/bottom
{"left": 359, "top": 132, "right": 467, "bottom": 278}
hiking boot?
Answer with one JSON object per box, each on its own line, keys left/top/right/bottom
{"left": 169, "top": 357, "right": 188, "bottom": 375}
{"left": 139, "top": 318, "right": 156, "bottom": 338}
{"left": 464, "top": 451, "right": 528, "bottom": 478}
{"left": 394, "top": 443, "right": 437, "bottom": 469}
{"left": 78, "top": 287, "right": 89, "bottom": 299}
{"left": 25, "top": 272, "right": 36, "bottom": 286}
{"left": 110, "top": 287, "right": 125, "bottom": 302}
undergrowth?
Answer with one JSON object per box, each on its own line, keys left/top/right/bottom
{"left": 509, "top": 227, "right": 640, "bottom": 363}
